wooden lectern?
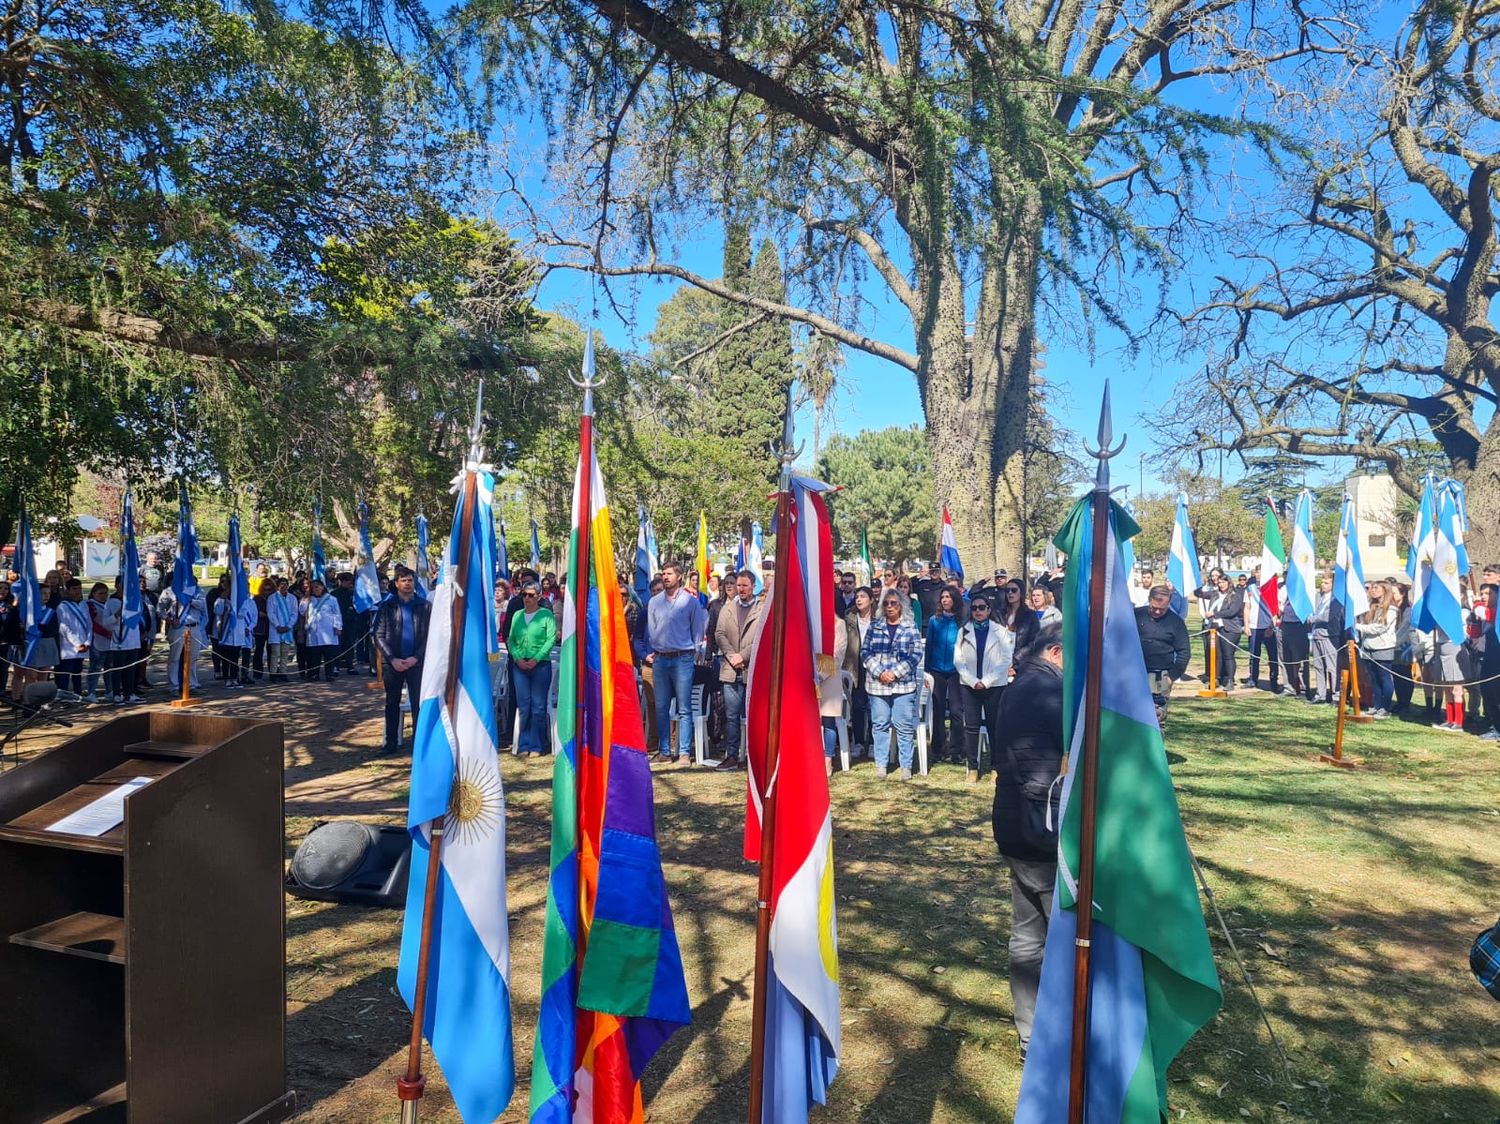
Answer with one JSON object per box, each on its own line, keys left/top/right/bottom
{"left": 0, "top": 711, "right": 294, "bottom": 1124}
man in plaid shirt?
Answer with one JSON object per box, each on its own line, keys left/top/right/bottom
{"left": 863, "top": 587, "right": 923, "bottom": 780}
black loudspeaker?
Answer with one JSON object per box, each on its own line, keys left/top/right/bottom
{"left": 286, "top": 820, "right": 411, "bottom": 908}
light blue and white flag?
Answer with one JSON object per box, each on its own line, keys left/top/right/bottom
{"left": 495, "top": 518, "right": 510, "bottom": 582}
{"left": 529, "top": 518, "right": 542, "bottom": 570}
{"left": 1120, "top": 500, "right": 1137, "bottom": 578}
{"left": 1283, "top": 490, "right": 1317, "bottom": 622}
{"left": 172, "top": 482, "right": 200, "bottom": 605}
{"left": 223, "top": 515, "right": 254, "bottom": 647}
{"left": 354, "top": 499, "right": 381, "bottom": 612}
{"left": 397, "top": 459, "right": 514, "bottom": 1124}
{"left": 118, "top": 490, "right": 143, "bottom": 645}
{"left": 14, "top": 508, "right": 51, "bottom": 666}
{"left": 1420, "top": 485, "right": 1469, "bottom": 642}
{"left": 415, "top": 513, "right": 431, "bottom": 601}
{"left": 1406, "top": 475, "right": 1436, "bottom": 583}
{"left": 747, "top": 519, "right": 766, "bottom": 595}
{"left": 1441, "top": 478, "right": 1470, "bottom": 576}
{"left": 311, "top": 502, "right": 327, "bottom": 584}
{"left": 1334, "top": 494, "right": 1370, "bottom": 631}
{"left": 939, "top": 506, "right": 964, "bottom": 585}
{"left": 634, "top": 503, "right": 658, "bottom": 604}
{"left": 1166, "top": 495, "right": 1200, "bottom": 619}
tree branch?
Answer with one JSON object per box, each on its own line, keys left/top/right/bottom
{"left": 808, "top": 217, "right": 920, "bottom": 313}
{"left": 1, "top": 296, "right": 309, "bottom": 362}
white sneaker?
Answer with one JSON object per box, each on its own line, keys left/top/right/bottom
{"left": 1480, "top": 729, "right": 1500, "bottom": 741}
{"left": 128, "top": 695, "right": 144, "bottom": 702}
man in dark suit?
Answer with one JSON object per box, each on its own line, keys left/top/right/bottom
{"left": 373, "top": 566, "right": 430, "bottom": 754}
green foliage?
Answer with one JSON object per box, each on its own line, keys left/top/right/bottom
{"left": 1235, "top": 455, "right": 1317, "bottom": 512}
{"left": 817, "top": 427, "right": 931, "bottom": 567}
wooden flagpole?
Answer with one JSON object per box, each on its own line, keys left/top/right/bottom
{"left": 396, "top": 383, "right": 484, "bottom": 1124}
{"left": 747, "top": 388, "right": 801, "bottom": 1124}
{"left": 1068, "top": 384, "right": 1125, "bottom": 1124}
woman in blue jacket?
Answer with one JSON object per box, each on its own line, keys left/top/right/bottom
{"left": 924, "top": 586, "right": 964, "bottom": 764}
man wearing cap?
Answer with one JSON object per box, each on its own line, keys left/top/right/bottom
{"left": 373, "top": 566, "right": 430, "bottom": 754}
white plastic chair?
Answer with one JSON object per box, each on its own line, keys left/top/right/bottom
{"left": 670, "top": 683, "right": 711, "bottom": 766}
{"left": 547, "top": 650, "right": 563, "bottom": 756}
{"left": 836, "top": 670, "right": 854, "bottom": 772}
{"left": 916, "top": 672, "right": 933, "bottom": 775}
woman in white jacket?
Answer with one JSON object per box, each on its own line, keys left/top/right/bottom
{"left": 1354, "top": 580, "right": 1398, "bottom": 717}
{"left": 301, "top": 579, "right": 342, "bottom": 681}
{"left": 953, "top": 595, "right": 1016, "bottom": 784}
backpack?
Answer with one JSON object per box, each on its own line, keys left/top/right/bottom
{"left": 1470, "top": 918, "right": 1500, "bottom": 1000}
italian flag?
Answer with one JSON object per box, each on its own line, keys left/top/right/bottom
{"left": 1260, "top": 498, "right": 1286, "bottom": 618}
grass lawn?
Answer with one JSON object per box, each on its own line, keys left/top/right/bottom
{"left": 12, "top": 673, "right": 1497, "bottom": 1121}
{"left": 276, "top": 683, "right": 1499, "bottom": 1123}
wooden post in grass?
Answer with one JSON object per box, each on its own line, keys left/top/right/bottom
{"left": 368, "top": 646, "right": 383, "bottom": 690}
{"left": 1346, "top": 639, "right": 1372, "bottom": 725}
{"left": 170, "top": 631, "right": 198, "bottom": 709}
{"left": 1197, "top": 629, "right": 1226, "bottom": 698}
{"left": 1320, "top": 669, "right": 1357, "bottom": 768}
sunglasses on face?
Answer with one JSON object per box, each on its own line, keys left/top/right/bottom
{"left": 523, "top": 592, "right": 538, "bottom": 598}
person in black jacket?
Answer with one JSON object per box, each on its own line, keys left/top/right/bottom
{"left": 991, "top": 623, "right": 1065, "bottom": 1057}
{"left": 1204, "top": 573, "right": 1244, "bottom": 690}
{"left": 1135, "top": 585, "right": 1191, "bottom": 714}
{"left": 372, "top": 566, "right": 430, "bottom": 754}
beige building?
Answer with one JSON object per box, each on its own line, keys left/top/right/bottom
{"left": 1345, "top": 472, "right": 1403, "bottom": 578}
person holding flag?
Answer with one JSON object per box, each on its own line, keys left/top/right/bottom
{"left": 1281, "top": 490, "right": 1318, "bottom": 702}
{"left": 1249, "top": 497, "right": 1285, "bottom": 692}
{"left": 1014, "top": 388, "right": 1220, "bottom": 1122}
{"left": 160, "top": 483, "right": 207, "bottom": 695}
{"left": 395, "top": 385, "right": 514, "bottom": 1124}
{"left": 529, "top": 340, "right": 690, "bottom": 1124}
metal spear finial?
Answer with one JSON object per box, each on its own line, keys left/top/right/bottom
{"left": 466, "top": 380, "right": 486, "bottom": 468}
{"left": 1084, "top": 379, "right": 1126, "bottom": 491}
{"left": 769, "top": 380, "right": 803, "bottom": 490}
{"left": 569, "top": 331, "right": 608, "bottom": 416}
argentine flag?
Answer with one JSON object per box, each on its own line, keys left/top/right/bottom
{"left": 1166, "top": 495, "right": 1200, "bottom": 619}
{"left": 354, "top": 499, "right": 381, "bottom": 612}
{"left": 747, "top": 519, "right": 766, "bottom": 594}
{"left": 1334, "top": 494, "right": 1369, "bottom": 631}
{"left": 1406, "top": 475, "right": 1435, "bottom": 584}
{"left": 415, "top": 513, "right": 431, "bottom": 600}
{"left": 222, "top": 516, "right": 255, "bottom": 648}
{"left": 1441, "top": 478, "right": 1470, "bottom": 575}
{"left": 1283, "top": 490, "right": 1317, "bottom": 622}
{"left": 1421, "top": 485, "right": 1469, "bottom": 641}
{"left": 939, "top": 506, "right": 963, "bottom": 584}
{"left": 398, "top": 466, "right": 514, "bottom": 1123}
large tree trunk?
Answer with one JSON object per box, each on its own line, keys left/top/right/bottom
{"left": 1464, "top": 418, "right": 1500, "bottom": 564}
{"left": 919, "top": 200, "right": 1041, "bottom": 577}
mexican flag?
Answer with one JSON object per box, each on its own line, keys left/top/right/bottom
{"left": 859, "top": 527, "right": 873, "bottom": 585}
{"left": 1259, "top": 499, "right": 1286, "bottom": 618}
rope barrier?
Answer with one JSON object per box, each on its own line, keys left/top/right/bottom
{"left": 1184, "top": 624, "right": 1500, "bottom": 689}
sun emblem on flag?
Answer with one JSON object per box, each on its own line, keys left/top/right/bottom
{"left": 1296, "top": 551, "right": 1310, "bottom": 564}
{"left": 445, "top": 757, "right": 502, "bottom": 845}
{"left": 1444, "top": 562, "right": 1458, "bottom": 576}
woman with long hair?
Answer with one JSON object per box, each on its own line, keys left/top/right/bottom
{"left": 1355, "top": 579, "right": 1398, "bottom": 717}
{"left": 995, "top": 581, "right": 1040, "bottom": 667}
{"left": 924, "top": 586, "right": 964, "bottom": 764}
{"left": 846, "top": 586, "right": 877, "bottom": 754}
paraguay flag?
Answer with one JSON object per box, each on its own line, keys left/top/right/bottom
{"left": 744, "top": 474, "right": 841, "bottom": 1123}
{"left": 939, "top": 506, "right": 963, "bottom": 584}
{"left": 1258, "top": 497, "right": 1286, "bottom": 618}
{"left": 1166, "top": 494, "right": 1200, "bottom": 619}
{"left": 530, "top": 346, "right": 690, "bottom": 1124}
{"left": 1284, "top": 490, "right": 1317, "bottom": 623}
{"left": 1016, "top": 495, "right": 1221, "bottom": 1122}
{"left": 311, "top": 501, "right": 327, "bottom": 584}
{"left": 354, "top": 499, "right": 381, "bottom": 612}
{"left": 1334, "top": 494, "right": 1369, "bottom": 632}
{"left": 397, "top": 463, "right": 514, "bottom": 1124}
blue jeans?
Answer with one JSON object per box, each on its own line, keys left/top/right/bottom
{"left": 514, "top": 659, "right": 553, "bottom": 754}
{"left": 1367, "top": 658, "right": 1394, "bottom": 713}
{"left": 721, "top": 679, "right": 746, "bottom": 760}
{"left": 869, "top": 691, "right": 917, "bottom": 771}
{"left": 653, "top": 652, "right": 696, "bottom": 757}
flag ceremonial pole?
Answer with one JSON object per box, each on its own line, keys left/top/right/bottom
{"left": 746, "top": 390, "right": 802, "bottom": 1124}
{"left": 396, "top": 382, "right": 485, "bottom": 1124}
{"left": 1067, "top": 384, "right": 1126, "bottom": 1123}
